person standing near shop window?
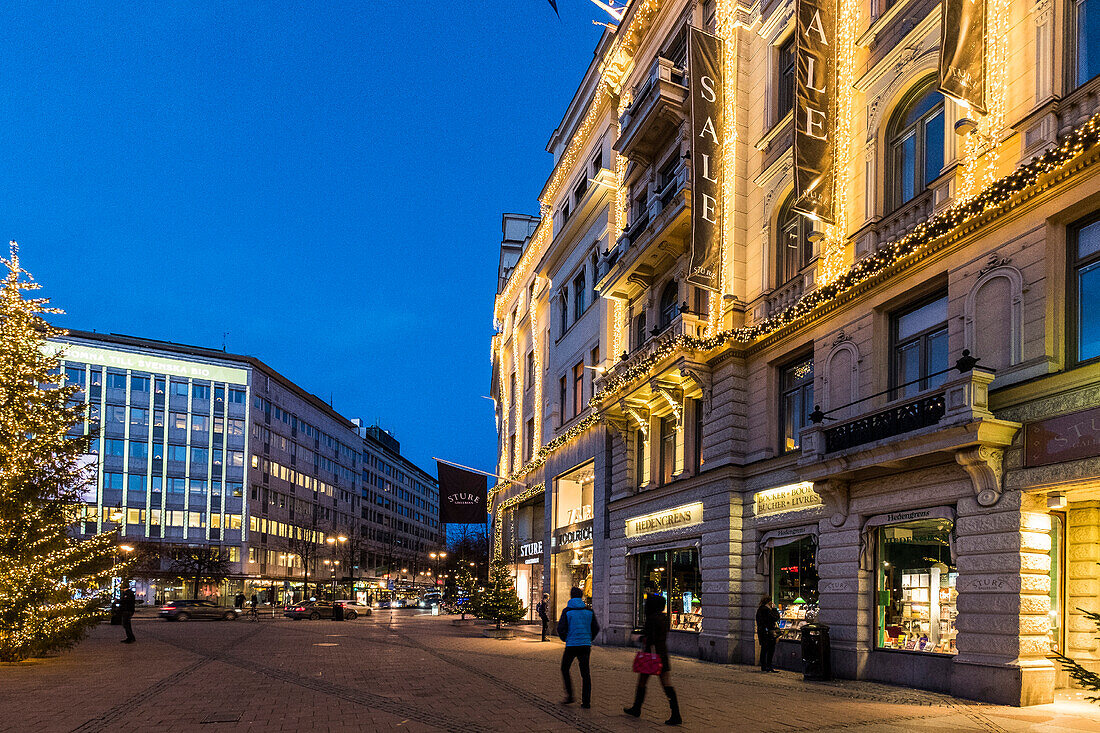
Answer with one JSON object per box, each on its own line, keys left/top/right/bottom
{"left": 624, "top": 594, "right": 682, "bottom": 725}
{"left": 536, "top": 593, "right": 551, "bottom": 642}
{"left": 756, "top": 596, "right": 780, "bottom": 673}
{"left": 119, "top": 588, "right": 136, "bottom": 644}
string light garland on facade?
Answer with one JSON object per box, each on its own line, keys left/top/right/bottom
{"left": 531, "top": 276, "right": 544, "bottom": 453}
{"left": 818, "top": 0, "right": 859, "bottom": 286}
{"left": 715, "top": 0, "right": 738, "bottom": 334}
{"left": 492, "top": 482, "right": 546, "bottom": 558}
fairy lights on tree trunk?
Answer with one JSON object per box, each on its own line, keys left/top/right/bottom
{"left": 0, "top": 242, "right": 120, "bottom": 662}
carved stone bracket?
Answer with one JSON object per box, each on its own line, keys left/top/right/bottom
{"left": 680, "top": 366, "right": 713, "bottom": 415}
{"left": 815, "top": 479, "right": 851, "bottom": 527}
{"left": 605, "top": 414, "right": 630, "bottom": 444}
{"left": 976, "top": 252, "right": 1012, "bottom": 278}
{"left": 955, "top": 445, "right": 1006, "bottom": 506}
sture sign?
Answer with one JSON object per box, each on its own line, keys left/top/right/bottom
{"left": 625, "top": 502, "right": 704, "bottom": 538}
{"left": 1023, "top": 406, "right": 1100, "bottom": 468}
{"left": 753, "top": 482, "right": 822, "bottom": 517}
{"left": 687, "top": 26, "right": 724, "bottom": 292}
{"left": 793, "top": 0, "right": 837, "bottom": 223}
{"left": 436, "top": 461, "right": 488, "bottom": 524}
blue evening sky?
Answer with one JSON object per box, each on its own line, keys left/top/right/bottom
{"left": 8, "top": 2, "right": 608, "bottom": 475}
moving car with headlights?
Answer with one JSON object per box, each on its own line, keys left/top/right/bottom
{"left": 159, "top": 599, "right": 239, "bottom": 621}
{"left": 283, "top": 601, "right": 361, "bottom": 620}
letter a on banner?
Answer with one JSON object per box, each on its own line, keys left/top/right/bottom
{"left": 939, "top": 0, "right": 987, "bottom": 113}
{"left": 688, "top": 26, "right": 723, "bottom": 292}
{"left": 793, "top": 0, "right": 837, "bottom": 224}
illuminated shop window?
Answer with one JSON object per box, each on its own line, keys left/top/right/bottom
{"left": 636, "top": 549, "right": 702, "bottom": 633}
{"left": 771, "top": 536, "right": 819, "bottom": 641}
{"left": 876, "top": 518, "right": 957, "bottom": 654}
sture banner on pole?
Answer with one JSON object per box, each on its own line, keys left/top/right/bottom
{"left": 938, "top": 0, "right": 987, "bottom": 113}
{"left": 793, "top": 0, "right": 837, "bottom": 224}
{"left": 437, "top": 461, "right": 488, "bottom": 524}
{"left": 687, "top": 26, "right": 723, "bottom": 292}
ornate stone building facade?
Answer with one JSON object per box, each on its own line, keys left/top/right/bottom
{"left": 490, "top": 0, "right": 1100, "bottom": 706}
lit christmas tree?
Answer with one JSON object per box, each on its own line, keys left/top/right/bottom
{"left": 476, "top": 560, "right": 526, "bottom": 630}
{"left": 0, "top": 242, "right": 118, "bottom": 662}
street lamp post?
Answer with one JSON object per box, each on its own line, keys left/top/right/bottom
{"left": 325, "top": 534, "right": 347, "bottom": 601}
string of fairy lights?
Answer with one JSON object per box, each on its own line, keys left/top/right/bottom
{"left": 492, "top": 482, "right": 546, "bottom": 559}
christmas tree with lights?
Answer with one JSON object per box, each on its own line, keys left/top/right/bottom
{"left": 476, "top": 560, "right": 526, "bottom": 630}
{"left": 0, "top": 242, "right": 117, "bottom": 662}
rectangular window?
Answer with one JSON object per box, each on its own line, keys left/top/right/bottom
{"left": 188, "top": 511, "right": 204, "bottom": 528}
{"left": 693, "top": 397, "right": 704, "bottom": 472}
{"left": 693, "top": 287, "right": 710, "bottom": 317}
{"left": 105, "top": 439, "right": 125, "bottom": 457}
{"left": 572, "top": 361, "right": 584, "bottom": 417}
{"left": 876, "top": 517, "right": 957, "bottom": 655}
{"left": 153, "top": 410, "right": 164, "bottom": 428}
{"left": 189, "top": 479, "right": 207, "bottom": 494}
{"left": 559, "top": 376, "right": 568, "bottom": 424}
{"left": 154, "top": 377, "right": 166, "bottom": 395}
{"left": 129, "top": 442, "right": 148, "bottom": 460}
{"left": 170, "top": 380, "right": 189, "bottom": 397}
{"left": 634, "top": 429, "right": 648, "bottom": 489}
{"left": 106, "top": 372, "right": 127, "bottom": 390}
{"left": 660, "top": 416, "right": 677, "bottom": 484}
{"left": 779, "top": 355, "right": 814, "bottom": 453}
{"left": 192, "top": 384, "right": 211, "bottom": 400}
{"left": 168, "top": 477, "right": 186, "bottom": 494}
{"left": 1070, "top": 216, "right": 1100, "bottom": 363}
{"left": 633, "top": 312, "right": 647, "bottom": 351}
{"left": 589, "top": 344, "right": 600, "bottom": 394}
{"left": 227, "top": 451, "right": 244, "bottom": 467}
{"left": 167, "top": 444, "right": 187, "bottom": 462}
{"left": 128, "top": 474, "right": 147, "bottom": 494}
{"left": 227, "top": 419, "right": 245, "bottom": 437}
{"left": 191, "top": 447, "right": 208, "bottom": 465}
{"left": 573, "top": 273, "right": 586, "bottom": 319}
{"left": 891, "top": 294, "right": 948, "bottom": 398}
{"left": 636, "top": 549, "right": 702, "bottom": 632}
{"left": 130, "top": 408, "right": 149, "bottom": 427}
{"left": 771, "top": 536, "right": 819, "bottom": 640}
{"left": 526, "top": 351, "right": 534, "bottom": 387}
{"left": 1048, "top": 511, "right": 1065, "bottom": 653}
{"left": 126, "top": 508, "right": 145, "bottom": 525}
{"left": 1075, "top": 0, "right": 1100, "bottom": 88}
{"left": 191, "top": 415, "right": 209, "bottom": 433}
{"left": 106, "top": 406, "right": 126, "bottom": 426}
{"left": 559, "top": 290, "right": 569, "bottom": 336}
{"left": 131, "top": 376, "right": 150, "bottom": 393}
{"left": 64, "top": 366, "right": 85, "bottom": 387}
{"left": 104, "top": 472, "right": 124, "bottom": 490}
{"left": 524, "top": 418, "right": 535, "bottom": 461}
{"left": 777, "top": 36, "right": 795, "bottom": 121}
{"left": 228, "top": 387, "right": 246, "bottom": 404}
{"left": 171, "top": 412, "right": 187, "bottom": 430}
{"left": 573, "top": 174, "right": 588, "bottom": 205}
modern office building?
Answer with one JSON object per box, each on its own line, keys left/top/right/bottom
{"left": 490, "top": 0, "right": 1100, "bottom": 706}
{"left": 48, "top": 330, "right": 440, "bottom": 603}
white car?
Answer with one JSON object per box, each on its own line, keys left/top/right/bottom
{"left": 335, "top": 600, "right": 372, "bottom": 617}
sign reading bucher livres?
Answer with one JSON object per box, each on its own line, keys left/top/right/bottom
{"left": 793, "top": 0, "right": 836, "bottom": 224}
{"left": 436, "top": 461, "right": 487, "bottom": 524}
{"left": 939, "top": 0, "right": 987, "bottom": 113}
{"left": 687, "top": 26, "right": 723, "bottom": 292}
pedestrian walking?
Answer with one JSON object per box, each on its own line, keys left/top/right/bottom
{"left": 250, "top": 593, "right": 258, "bottom": 610}
{"left": 536, "top": 593, "right": 550, "bottom": 642}
{"left": 557, "top": 586, "right": 599, "bottom": 708}
{"left": 623, "top": 594, "right": 681, "bottom": 725}
{"left": 757, "top": 595, "right": 780, "bottom": 673}
{"left": 119, "top": 588, "right": 136, "bottom": 644}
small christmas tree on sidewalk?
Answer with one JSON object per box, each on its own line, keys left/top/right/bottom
{"left": 0, "top": 242, "right": 118, "bottom": 662}
{"left": 476, "top": 560, "right": 526, "bottom": 630}
{"left": 1055, "top": 586, "right": 1100, "bottom": 703}
{"left": 454, "top": 567, "right": 479, "bottom": 620}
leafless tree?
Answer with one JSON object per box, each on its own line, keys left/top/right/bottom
{"left": 164, "top": 544, "right": 234, "bottom": 597}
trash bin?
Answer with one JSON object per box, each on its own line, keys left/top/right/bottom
{"left": 800, "top": 623, "right": 832, "bottom": 681}
{"left": 109, "top": 600, "right": 121, "bottom": 626}
{"left": 333, "top": 602, "right": 345, "bottom": 621}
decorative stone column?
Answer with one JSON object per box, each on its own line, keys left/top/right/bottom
{"left": 815, "top": 514, "right": 865, "bottom": 679}
{"left": 952, "top": 491, "right": 1055, "bottom": 705}
{"left": 1066, "top": 501, "right": 1100, "bottom": 675}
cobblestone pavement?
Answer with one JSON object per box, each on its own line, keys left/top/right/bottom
{"left": 2, "top": 611, "right": 1098, "bottom": 733}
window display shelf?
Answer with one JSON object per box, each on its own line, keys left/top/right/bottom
{"left": 776, "top": 602, "right": 817, "bottom": 641}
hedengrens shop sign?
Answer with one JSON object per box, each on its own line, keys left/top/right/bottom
{"left": 625, "top": 502, "right": 704, "bottom": 538}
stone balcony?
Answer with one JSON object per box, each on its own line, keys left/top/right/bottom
{"left": 596, "top": 312, "right": 710, "bottom": 405}
{"left": 616, "top": 56, "right": 688, "bottom": 165}
{"left": 799, "top": 367, "right": 1021, "bottom": 516}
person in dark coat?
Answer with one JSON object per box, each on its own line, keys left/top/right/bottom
{"left": 756, "top": 595, "right": 780, "bottom": 672}
{"left": 234, "top": 593, "right": 245, "bottom": 610}
{"left": 119, "top": 588, "right": 136, "bottom": 644}
{"left": 557, "top": 587, "right": 599, "bottom": 708}
{"left": 623, "top": 594, "right": 681, "bottom": 725}
{"left": 535, "top": 593, "right": 550, "bottom": 642}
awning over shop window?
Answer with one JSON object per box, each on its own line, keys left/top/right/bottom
{"left": 756, "top": 525, "right": 818, "bottom": 575}
{"left": 859, "top": 506, "right": 956, "bottom": 572}
{"left": 625, "top": 538, "right": 702, "bottom": 556}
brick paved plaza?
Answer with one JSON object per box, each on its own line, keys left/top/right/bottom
{"left": 2, "top": 611, "right": 1099, "bottom": 733}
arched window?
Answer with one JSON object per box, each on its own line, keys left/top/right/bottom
{"left": 658, "top": 280, "right": 679, "bottom": 330}
{"left": 886, "top": 79, "right": 945, "bottom": 212}
{"left": 776, "top": 194, "right": 812, "bottom": 285}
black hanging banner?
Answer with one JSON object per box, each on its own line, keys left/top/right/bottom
{"left": 793, "top": 0, "right": 836, "bottom": 224}
{"left": 437, "top": 461, "right": 488, "bottom": 524}
{"left": 939, "top": 0, "right": 987, "bottom": 113}
{"left": 687, "top": 26, "right": 723, "bottom": 292}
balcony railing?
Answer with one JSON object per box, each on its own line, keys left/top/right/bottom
{"left": 823, "top": 392, "right": 945, "bottom": 453}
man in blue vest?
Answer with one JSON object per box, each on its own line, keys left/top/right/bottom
{"left": 557, "top": 586, "right": 599, "bottom": 708}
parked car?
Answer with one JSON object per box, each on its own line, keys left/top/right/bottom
{"left": 283, "top": 601, "right": 361, "bottom": 620}
{"left": 335, "top": 600, "right": 372, "bottom": 617}
{"left": 159, "top": 600, "right": 239, "bottom": 621}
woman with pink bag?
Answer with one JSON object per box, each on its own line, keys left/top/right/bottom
{"left": 623, "top": 594, "right": 681, "bottom": 725}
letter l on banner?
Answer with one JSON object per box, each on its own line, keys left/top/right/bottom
{"left": 793, "top": 0, "right": 837, "bottom": 224}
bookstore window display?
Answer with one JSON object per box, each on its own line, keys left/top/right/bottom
{"left": 772, "top": 536, "right": 819, "bottom": 641}
{"left": 876, "top": 518, "right": 957, "bottom": 654}
{"left": 635, "top": 548, "right": 702, "bottom": 632}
